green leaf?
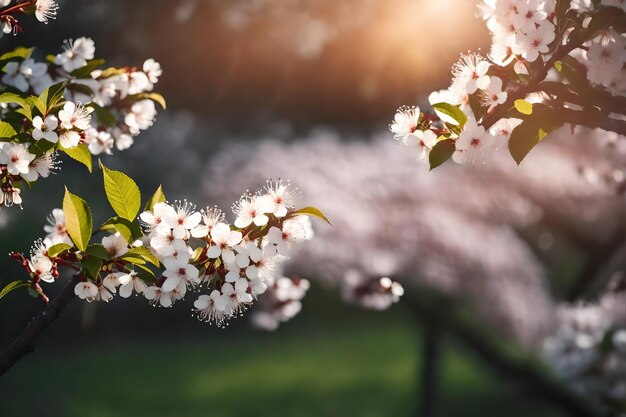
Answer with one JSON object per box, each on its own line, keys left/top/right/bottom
{"left": 508, "top": 112, "right": 565, "bottom": 164}
{"left": 39, "top": 82, "right": 66, "bottom": 112}
{"left": 514, "top": 99, "right": 533, "bottom": 115}
{"left": 27, "top": 96, "right": 46, "bottom": 116}
{"left": 47, "top": 243, "right": 72, "bottom": 258}
{"left": 130, "top": 263, "right": 157, "bottom": 282}
{"left": 70, "top": 59, "right": 106, "bottom": 78}
{"left": 63, "top": 188, "right": 93, "bottom": 252}
{"left": 144, "top": 185, "right": 166, "bottom": 211}
{"left": 61, "top": 143, "right": 93, "bottom": 172}
{"left": 81, "top": 256, "right": 103, "bottom": 279}
{"left": 0, "top": 121, "right": 17, "bottom": 139}
{"left": 100, "top": 217, "right": 143, "bottom": 243}
{"left": 121, "top": 246, "right": 160, "bottom": 267}
{"left": 0, "top": 280, "right": 31, "bottom": 300}
{"left": 86, "top": 243, "right": 109, "bottom": 260}
{"left": 29, "top": 138, "right": 57, "bottom": 157}
{"left": 130, "top": 92, "right": 166, "bottom": 109}
{"left": 0, "top": 47, "right": 34, "bottom": 70}
{"left": 553, "top": 61, "right": 563, "bottom": 72}
{"left": 292, "top": 206, "right": 332, "bottom": 226}
{"left": 88, "top": 103, "right": 117, "bottom": 127}
{"left": 98, "top": 67, "right": 127, "bottom": 78}
{"left": 432, "top": 102, "right": 468, "bottom": 127}
{"left": 101, "top": 163, "right": 141, "bottom": 221}
{"left": 0, "top": 92, "right": 30, "bottom": 109}
{"left": 429, "top": 139, "right": 456, "bottom": 170}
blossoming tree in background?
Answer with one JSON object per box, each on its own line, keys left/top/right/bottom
{"left": 390, "top": 0, "right": 625, "bottom": 169}
{"left": 386, "top": 0, "right": 625, "bottom": 415}
{"left": 0, "top": 0, "right": 327, "bottom": 377}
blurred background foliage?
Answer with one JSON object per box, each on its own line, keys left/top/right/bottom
{"left": 0, "top": 1, "right": 623, "bottom": 416}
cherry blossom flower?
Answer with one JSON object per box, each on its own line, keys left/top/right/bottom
{"left": 0, "top": 143, "right": 35, "bottom": 175}
{"left": 59, "top": 130, "right": 81, "bottom": 149}
{"left": 190, "top": 206, "right": 225, "bottom": 238}
{"left": 2, "top": 59, "right": 47, "bottom": 92}
{"left": 233, "top": 194, "right": 272, "bottom": 228}
{"left": 43, "top": 208, "right": 72, "bottom": 247}
{"left": 163, "top": 201, "right": 202, "bottom": 239}
{"left": 74, "top": 281, "right": 98, "bottom": 301}
{"left": 32, "top": 115, "right": 59, "bottom": 143}
{"left": 206, "top": 223, "right": 242, "bottom": 263}
{"left": 124, "top": 100, "right": 156, "bottom": 133}
{"left": 264, "top": 179, "right": 300, "bottom": 217}
{"left": 143, "top": 59, "right": 162, "bottom": 84}
{"left": 452, "top": 120, "right": 496, "bottom": 164}
{"left": 118, "top": 271, "right": 147, "bottom": 298}
{"left": 58, "top": 101, "right": 93, "bottom": 131}
{"left": 101, "top": 233, "right": 129, "bottom": 258}
{"left": 22, "top": 154, "right": 55, "bottom": 182}
{"left": 480, "top": 76, "right": 507, "bottom": 108}
{"left": 193, "top": 290, "right": 227, "bottom": 324}
{"left": 162, "top": 256, "right": 200, "bottom": 292}
{"left": 403, "top": 129, "right": 438, "bottom": 161}
{"left": 144, "top": 285, "right": 174, "bottom": 307}
{"left": 54, "top": 37, "right": 95, "bottom": 72}
{"left": 389, "top": 105, "right": 420, "bottom": 140}
{"left": 215, "top": 278, "right": 253, "bottom": 315}
{"left": 452, "top": 53, "right": 491, "bottom": 94}
{"left": 35, "top": 0, "right": 59, "bottom": 23}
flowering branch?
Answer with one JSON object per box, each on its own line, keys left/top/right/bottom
{"left": 390, "top": 1, "right": 626, "bottom": 168}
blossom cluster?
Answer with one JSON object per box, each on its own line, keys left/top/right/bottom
{"left": 19, "top": 180, "right": 317, "bottom": 328}
{"left": 250, "top": 276, "right": 311, "bottom": 331}
{"left": 390, "top": 0, "right": 626, "bottom": 168}
{"left": 0, "top": 38, "right": 163, "bottom": 208}
{"left": 544, "top": 281, "right": 626, "bottom": 410}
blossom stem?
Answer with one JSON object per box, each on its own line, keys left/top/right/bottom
{"left": 0, "top": 273, "right": 80, "bottom": 377}
{"left": 0, "top": 1, "right": 34, "bottom": 17}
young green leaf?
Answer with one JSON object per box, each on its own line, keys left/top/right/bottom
{"left": 88, "top": 103, "right": 117, "bottom": 127}
{"left": 82, "top": 256, "right": 103, "bottom": 279}
{"left": 100, "top": 217, "right": 143, "bottom": 243}
{"left": 0, "top": 121, "right": 17, "bottom": 139}
{"left": 0, "top": 47, "right": 34, "bottom": 70}
{"left": 101, "top": 163, "right": 141, "bottom": 221}
{"left": 121, "top": 247, "right": 160, "bottom": 267}
{"left": 129, "top": 92, "right": 167, "bottom": 109}
{"left": 39, "top": 81, "right": 66, "bottom": 112}
{"left": 429, "top": 139, "right": 456, "bottom": 170}
{"left": 61, "top": 143, "right": 93, "bottom": 172}
{"left": 86, "top": 243, "right": 110, "bottom": 260}
{"left": 63, "top": 188, "right": 93, "bottom": 252}
{"left": 432, "top": 102, "right": 468, "bottom": 127}
{"left": 292, "top": 206, "right": 332, "bottom": 226}
{"left": 70, "top": 59, "right": 105, "bottom": 78}
{"left": 0, "top": 280, "right": 31, "bottom": 300}
{"left": 514, "top": 99, "right": 533, "bottom": 115}
{"left": 144, "top": 185, "right": 166, "bottom": 211}
{"left": 46, "top": 243, "right": 72, "bottom": 258}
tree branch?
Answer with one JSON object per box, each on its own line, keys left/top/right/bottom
{"left": 405, "top": 286, "right": 604, "bottom": 417}
{"left": 0, "top": 274, "right": 80, "bottom": 377}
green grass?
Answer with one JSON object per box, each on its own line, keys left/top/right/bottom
{"left": 0, "top": 316, "right": 565, "bottom": 417}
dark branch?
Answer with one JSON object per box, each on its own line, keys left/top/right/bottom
{"left": 0, "top": 274, "right": 80, "bottom": 377}
{"left": 405, "top": 286, "right": 604, "bottom": 417}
